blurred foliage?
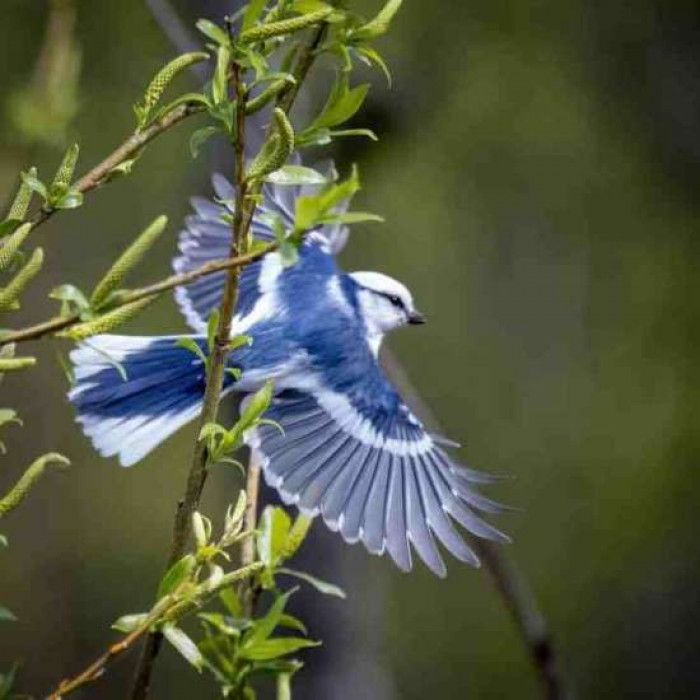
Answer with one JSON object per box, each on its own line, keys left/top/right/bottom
{"left": 1, "top": 0, "right": 700, "bottom": 698}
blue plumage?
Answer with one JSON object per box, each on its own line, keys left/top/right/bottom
{"left": 69, "top": 171, "right": 508, "bottom": 576}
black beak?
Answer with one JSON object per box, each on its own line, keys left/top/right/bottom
{"left": 408, "top": 310, "right": 427, "bottom": 325}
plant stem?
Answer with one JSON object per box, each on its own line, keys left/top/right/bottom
{"left": 240, "top": 450, "right": 263, "bottom": 616}
{"left": 129, "top": 62, "right": 250, "bottom": 700}
{"left": 129, "top": 20, "right": 329, "bottom": 698}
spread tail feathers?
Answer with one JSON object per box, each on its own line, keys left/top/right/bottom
{"left": 68, "top": 334, "right": 227, "bottom": 466}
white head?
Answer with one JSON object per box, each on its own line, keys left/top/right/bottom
{"left": 350, "top": 271, "right": 426, "bottom": 354}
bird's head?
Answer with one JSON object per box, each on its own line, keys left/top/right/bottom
{"left": 349, "top": 271, "right": 426, "bottom": 351}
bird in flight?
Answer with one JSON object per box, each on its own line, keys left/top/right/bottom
{"left": 69, "top": 171, "right": 509, "bottom": 576}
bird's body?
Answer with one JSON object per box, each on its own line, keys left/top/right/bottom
{"left": 69, "top": 174, "right": 508, "bottom": 576}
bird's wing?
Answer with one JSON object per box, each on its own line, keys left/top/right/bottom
{"left": 248, "top": 374, "right": 510, "bottom": 577}
{"left": 173, "top": 169, "right": 350, "bottom": 333}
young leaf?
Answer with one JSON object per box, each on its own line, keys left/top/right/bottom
{"left": 277, "top": 568, "right": 346, "bottom": 599}
{"left": 207, "top": 309, "right": 221, "bottom": 352}
{"left": 265, "top": 165, "right": 327, "bottom": 186}
{"left": 190, "top": 126, "right": 220, "bottom": 159}
{"left": 243, "top": 0, "right": 269, "bottom": 31}
{"left": 212, "top": 44, "right": 232, "bottom": 106}
{"left": 219, "top": 586, "right": 244, "bottom": 618}
{"left": 279, "top": 515, "right": 312, "bottom": 562}
{"left": 112, "top": 613, "right": 148, "bottom": 633}
{"left": 50, "top": 284, "right": 91, "bottom": 316}
{"left": 0, "top": 606, "right": 17, "bottom": 623}
{"left": 196, "top": 19, "right": 230, "bottom": 46}
{"left": 350, "top": 0, "right": 403, "bottom": 41}
{"left": 257, "top": 506, "right": 291, "bottom": 568}
{"left": 243, "top": 589, "right": 294, "bottom": 648}
{"left": 239, "top": 636, "right": 320, "bottom": 661}
{"left": 157, "top": 554, "right": 196, "bottom": 599}
{"left": 20, "top": 171, "right": 48, "bottom": 201}
{"left": 175, "top": 338, "right": 207, "bottom": 365}
{"left": 304, "top": 75, "right": 369, "bottom": 133}
{"left": 163, "top": 624, "right": 204, "bottom": 671}
{"left": 237, "top": 381, "right": 274, "bottom": 434}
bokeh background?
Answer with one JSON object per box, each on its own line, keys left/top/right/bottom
{"left": 2, "top": 0, "right": 700, "bottom": 697}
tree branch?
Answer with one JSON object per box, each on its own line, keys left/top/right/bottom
{"left": 0, "top": 242, "right": 278, "bottom": 346}
{"left": 129, "top": 17, "right": 330, "bottom": 697}
{"left": 380, "top": 348, "right": 568, "bottom": 700}
{"left": 26, "top": 101, "right": 203, "bottom": 233}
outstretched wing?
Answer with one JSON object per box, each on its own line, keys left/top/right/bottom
{"left": 173, "top": 168, "right": 350, "bottom": 332}
{"left": 248, "top": 375, "right": 510, "bottom": 577}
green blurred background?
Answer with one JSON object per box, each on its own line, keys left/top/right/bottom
{"left": 2, "top": 0, "right": 700, "bottom": 697}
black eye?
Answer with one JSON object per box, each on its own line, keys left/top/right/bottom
{"left": 387, "top": 295, "right": 403, "bottom": 308}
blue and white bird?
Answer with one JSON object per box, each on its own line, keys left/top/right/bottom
{"left": 69, "top": 173, "right": 509, "bottom": 576}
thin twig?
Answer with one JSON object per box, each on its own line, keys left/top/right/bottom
{"left": 381, "top": 348, "right": 568, "bottom": 700}
{"left": 240, "top": 450, "right": 263, "bottom": 616}
{"left": 47, "top": 562, "right": 263, "bottom": 698}
{"left": 27, "top": 102, "right": 203, "bottom": 234}
{"left": 0, "top": 243, "right": 277, "bottom": 346}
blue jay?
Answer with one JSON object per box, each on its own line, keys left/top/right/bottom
{"left": 69, "top": 173, "right": 509, "bottom": 576}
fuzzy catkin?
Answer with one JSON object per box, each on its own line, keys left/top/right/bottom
{"left": 0, "top": 223, "right": 33, "bottom": 272}
{"left": 0, "top": 248, "right": 44, "bottom": 311}
{"left": 240, "top": 8, "right": 331, "bottom": 44}
{"left": 90, "top": 215, "right": 168, "bottom": 308}
{"left": 6, "top": 168, "right": 36, "bottom": 221}
{"left": 63, "top": 295, "right": 158, "bottom": 340}
{"left": 143, "top": 52, "right": 209, "bottom": 114}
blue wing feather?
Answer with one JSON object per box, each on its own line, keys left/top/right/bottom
{"left": 250, "top": 382, "right": 509, "bottom": 577}
{"left": 173, "top": 171, "right": 350, "bottom": 332}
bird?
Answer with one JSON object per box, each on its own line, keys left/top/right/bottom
{"left": 68, "top": 169, "right": 510, "bottom": 577}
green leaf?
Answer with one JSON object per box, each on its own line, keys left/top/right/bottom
{"left": 279, "top": 240, "right": 299, "bottom": 267}
{"left": 49, "top": 284, "right": 91, "bottom": 317}
{"left": 198, "top": 612, "right": 244, "bottom": 637}
{"left": 20, "top": 171, "right": 48, "bottom": 201}
{"left": 157, "top": 554, "right": 196, "bottom": 599}
{"left": 244, "top": 589, "right": 293, "bottom": 648}
{"left": 321, "top": 212, "right": 384, "bottom": 226}
{"left": 163, "top": 624, "right": 204, "bottom": 671}
{"left": 207, "top": 309, "right": 221, "bottom": 352}
{"left": 0, "top": 410, "right": 21, "bottom": 431}
{"left": 0, "top": 220, "right": 21, "bottom": 239}
{"left": 257, "top": 506, "right": 291, "bottom": 567}
{"left": 239, "top": 636, "right": 320, "bottom": 661}
{"left": 330, "top": 128, "right": 378, "bottom": 142}
{"left": 0, "top": 534, "right": 7, "bottom": 547}
{"left": 53, "top": 188, "right": 83, "bottom": 210}
{"left": 265, "top": 165, "right": 327, "bottom": 187}
{"left": 350, "top": 0, "right": 403, "bottom": 41}
{"left": 277, "top": 568, "right": 346, "bottom": 599}
{"left": 278, "top": 613, "right": 307, "bottom": 636}
{"left": 219, "top": 586, "right": 244, "bottom": 618}
{"left": 196, "top": 18, "right": 230, "bottom": 46}
{"left": 213, "top": 44, "right": 232, "bottom": 106}
{"left": 112, "top": 613, "right": 148, "bottom": 633}
{"left": 243, "top": 0, "right": 269, "bottom": 31}
{"left": 176, "top": 338, "right": 207, "bottom": 365}
{"left": 238, "top": 381, "right": 274, "bottom": 434}
{"left": 305, "top": 76, "right": 369, "bottom": 133}
{"left": 279, "top": 515, "right": 312, "bottom": 562}
{"left": 0, "top": 606, "right": 17, "bottom": 623}
{"left": 190, "top": 126, "right": 220, "bottom": 159}
{"left": 355, "top": 46, "right": 392, "bottom": 86}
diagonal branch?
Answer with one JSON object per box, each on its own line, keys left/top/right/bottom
{"left": 381, "top": 348, "right": 568, "bottom": 700}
